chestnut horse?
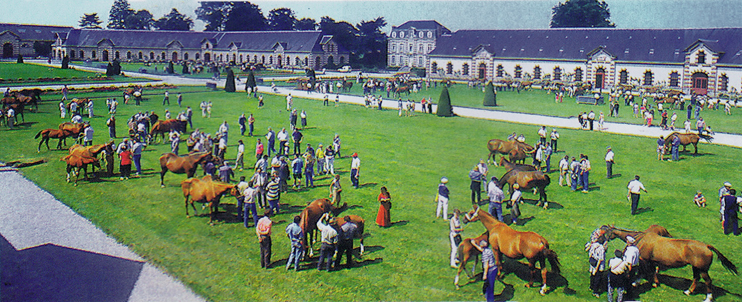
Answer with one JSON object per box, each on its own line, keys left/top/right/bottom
{"left": 499, "top": 169, "right": 551, "bottom": 208}
{"left": 468, "top": 208, "right": 561, "bottom": 295}
{"left": 159, "top": 152, "right": 212, "bottom": 187}
{"left": 35, "top": 129, "right": 74, "bottom": 151}
{"left": 335, "top": 214, "right": 366, "bottom": 255}
{"left": 299, "top": 197, "right": 348, "bottom": 257}
{"left": 663, "top": 132, "right": 713, "bottom": 154}
{"left": 61, "top": 153, "right": 100, "bottom": 186}
{"left": 150, "top": 119, "right": 186, "bottom": 144}
{"left": 181, "top": 175, "right": 240, "bottom": 225}
{"left": 454, "top": 232, "right": 489, "bottom": 289}
{"left": 68, "top": 142, "right": 114, "bottom": 173}
{"left": 499, "top": 157, "right": 537, "bottom": 172}
{"left": 606, "top": 226, "right": 737, "bottom": 302}
{"left": 58, "top": 122, "right": 89, "bottom": 146}
{"left": 487, "top": 139, "right": 534, "bottom": 165}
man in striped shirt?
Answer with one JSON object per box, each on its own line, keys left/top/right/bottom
{"left": 266, "top": 173, "right": 281, "bottom": 215}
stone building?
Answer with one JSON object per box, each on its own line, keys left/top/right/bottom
{"left": 0, "top": 23, "right": 71, "bottom": 59}
{"left": 386, "top": 20, "right": 450, "bottom": 69}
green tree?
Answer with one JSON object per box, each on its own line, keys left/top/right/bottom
{"left": 483, "top": 81, "right": 497, "bottom": 106}
{"left": 225, "top": 68, "right": 236, "bottom": 92}
{"left": 319, "top": 16, "right": 358, "bottom": 63}
{"left": 112, "top": 59, "right": 121, "bottom": 75}
{"left": 195, "top": 1, "right": 231, "bottom": 31}
{"left": 356, "top": 17, "right": 388, "bottom": 68}
{"left": 268, "top": 8, "right": 296, "bottom": 31}
{"left": 108, "top": 0, "right": 133, "bottom": 29}
{"left": 125, "top": 9, "right": 154, "bottom": 30}
{"left": 154, "top": 8, "right": 194, "bottom": 31}
{"left": 33, "top": 41, "right": 53, "bottom": 57}
{"left": 61, "top": 55, "right": 70, "bottom": 69}
{"left": 295, "top": 18, "right": 317, "bottom": 30}
{"left": 436, "top": 85, "right": 453, "bottom": 117}
{"left": 550, "top": 0, "right": 615, "bottom": 28}
{"left": 79, "top": 13, "right": 103, "bottom": 29}
{"left": 224, "top": 2, "right": 267, "bottom": 31}
{"left": 106, "top": 62, "right": 115, "bottom": 76}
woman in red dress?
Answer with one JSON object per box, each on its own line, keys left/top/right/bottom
{"left": 376, "top": 186, "right": 391, "bottom": 227}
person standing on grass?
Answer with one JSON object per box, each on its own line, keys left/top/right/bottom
{"left": 254, "top": 139, "right": 264, "bottom": 162}
{"left": 236, "top": 176, "right": 249, "bottom": 221}
{"left": 316, "top": 213, "right": 338, "bottom": 271}
{"left": 170, "top": 130, "right": 180, "bottom": 155}
{"left": 303, "top": 149, "right": 315, "bottom": 188}
{"left": 607, "top": 249, "right": 629, "bottom": 302}
{"left": 163, "top": 90, "right": 170, "bottom": 105}
{"left": 627, "top": 175, "right": 647, "bottom": 215}
{"left": 350, "top": 153, "right": 360, "bottom": 189}
{"left": 285, "top": 215, "right": 304, "bottom": 271}
{"left": 587, "top": 235, "right": 607, "bottom": 298}
{"left": 449, "top": 209, "right": 464, "bottom": 268}
{"left": 538, "top": 126, "right": 547, "bottom": 145}
{"left": 290, "top": 109, "right": 298, "bottom": 131}
{"left": 471, "top": 239, "right": 497, "bottom": 302}
{"left": 219, "top": 161, "right": 234, "bottom": 183}
{"left": 487, "top": 176, "right": 504, "bottom": 222}
{"left": 247, "top": 114, "right": 255, "bottom": 136}
{"left": 550, "top": 128, "right": 560, "bottom": 152}
{"left": 623, "top": 236, "right": 641, "bottom": 291}
{"left": 291, "top": 154, "right": 303, "bottom": 189}
{"left": 587, "top": 110, "right": 596, "bottom": 131}
{"left": 119, "top": 145, "right": 132, "bottom": 180}
{"left": 286, "top": 94, "right": 293, "bottom": 111}
{"left": 292, "top": 128, "right": 303, "bottom": 156}
{"left": 315, "top": 144, "right": 325, "bottom": 176}
{"left": 132, "top": 139, "right": 144, "bottom": 177}
{"left": 436, "top": 177, "right": 450, "bottom": 220}
{"left": 376, "top": 186, "right": 392, "bottom": 227}
{"left": 177, "top": 92, "right": 182, "bottom": 107}
{"left": 469, "top": 165, "right": 483, "bottom": 205}
{"left": 544, "top": 143, "right": 553, "bottom": 173}
{"left": 333, "top": 134, "right": 341, "bottom": 158}
{"left": 84, "top": 124, "right": 95, "bottom": 146}
{"left": 277, "top": 128, "right": 288, "bottom": 156}
{"left": 656, "top": 136, "right": 665, "bottom": 161}
{"left": 59, "top": 100, "right": 66, "bottom": 119}
{"left": 186, "top": 106, "right": 193, "bottom": 129}
{"left": 266, "top": 173, "right": 280, "bottom": 215}
{"left": 605, "top": 147, "right": 615, "bottom": 179}
{"left": 510, "top": 183, "right": 522, "bottom": 225}
{"left": 330, "top": 174, "right": 342, "bottom": 205}
{"left": 256, "top": 209, "right": 273, "bottom": 269}
{"left": 6, "top": 107, "right": 14, "bottom": 130}
{"left": 722, "top": 189, "right": 740, "bottom": 235}
{"left": 300, "top": 110, "right": 307, "bottom": 129}
{"left": 580, "top": 155, "right": 591, "bottom": 193}
{"left": 325, "top": 145, "right": 336, "bottom": 175}
{"left": 62, "top": 84, "right": 68, "bottom": 100}
{"left": 336, "top": 215, "right": 358, "bottom": 269}
{"left": 87, "top": 99, "right": 94, "bottom": 119}
{"left": 671, "top": 135, "right": 680, "bottom": 161}
{"left": 265, "top": 127, "right": 276, "bottom": 157}
{"left": 559, "top": 155, "right": 570, "bottom": 187}
{"left": 242, "top": 180, "right": 259, "bottom": 227}
{"left": 236, "top": 140, "right": 245, "bottom": 171}
{"left": 238, "top": 113, "right": 247, "bottom": 136}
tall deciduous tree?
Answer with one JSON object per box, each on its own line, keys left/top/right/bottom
{"left": 268, "top": 8, "right": 296, "bottom": 31}
{"left": 224, "top": 2, "right": 267, "bottom": 31}
{"left": 356, "top": 17, "right": 388, "bottom": 68}
{"left": 550, "top": 0, "right": 615, "bottom": 28}
{"left": 108, "top": 0, "right": 133, "bottom": 29}
{"left": 154, "top": 8, "right": 194, "bottom": 31}
{"left": 295, "top": 18, "right": 317, "bottom": 30}
{"left": 125, "top": 9, "right": 154, "bottom": 30}
{"left": 320, "top": 17, "right": 358, "bottom": 52}
{"left": 79, "top": 13, "right": 103, "bottom": 29}
{"left": 195, "top": 1, "right": 231, "bottom": 31}
{"left": 436, "top": 85, "right": 453, "bottom": 117}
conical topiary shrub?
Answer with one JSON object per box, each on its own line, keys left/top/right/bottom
{"left": 61, "top": 56, "right": 69, "bottom": 69}
{"left": 17, "top": 54, "right": 24, "bottom": 63}
{"left": 225, "top": 68, "right": 236, "bottom": 92}
{"left": 483, "top": 81, "right": 497, "bottom": 106}
{"left": 245, "top": 70, "right": 256, "bottom": 91}
{"left": 167, "top": 61, "right": 174, "bottom": 74}
{"left": 436, "top": 85, "right": 454, "bottom": 117}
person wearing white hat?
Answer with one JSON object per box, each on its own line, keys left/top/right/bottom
{"left": 510, "top": 183, "right": 522, "bottom": 225}
{"left": 436, "top": 177, "right": 450, "bottom": 220}
{"left": 719, "top": 182, "right": 732, "bottom": 222}
{"left": 623, "top": 236, "right": 641, "bottom": 289}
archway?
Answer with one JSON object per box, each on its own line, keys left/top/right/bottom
{"left": 171, "top": 52, "right": 178, "bottom": 62}
{"left": 691, "top": 72, "right": 708, "bottom": 95}
{"left": 3, "top": 43, "right": 14, "bottom": 58}
{"left": 204, "top": 52, "right": 211, "bottom": 62}
{"left": 102, "top": 50, "right": 109, "bottom": 61}
{"left": 478, "top": 63, "right": 487, "bottom": 79}
{"left": 277, "top": 55, "right": 282, "bottom": 67}
{"left": 594, "top": 67, "right": 606, "bottom": 89}
{"left": 315, "top": 56, "right": 321, "bottom": 69}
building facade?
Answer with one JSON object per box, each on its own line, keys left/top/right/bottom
{"left": 387, "top": 20, "right": 450, "bottom": 69}
{"left": 423, "top": 28, "right": 742, "bottom": 97}
{"left": 0, "top": 23, "right": 71, "bottom": 59}
{"left": 53, "top": 28, "right": 348, "bottom": 70}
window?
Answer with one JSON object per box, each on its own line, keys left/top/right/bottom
{"left": 339, "top": 56, "right": 345, "bottom": 64}
{"left": 400, "top": 31, "right": 405, "bottom": 38}
{"left": 195, "top": 53, "right": 200, "bottom": 60}
{"left": 304, "top": 57, "right": 308, "bottom": 66}
{"left": 391, "top": 31, "right": 397, "bottom": 38}
{"left": 161, "top": 52, "right": 166, "bottom": 60}
{"left": 619, "top": 70, "right": 628, "bottom": 84}
{"left": 697, "top": 51, "right": 706, "bottom": 65}
{"left": 669, "top": 71, "right": 680, "bottom": 87}
{"left": 720, "top": 74, "right": 729, "bottom": 91}
{"left": 92, "top": 50, "right": 96, "bottom": 58}
{"left": 391, "top": 56, "right": 396, "bottom": 64}
{"left": 419, "top": 31, "right": 424, "bottom": 38}
{"left": 427, "top": 31, "right": 433, "bottom": 38}
{"left": 138, "top": 51, "right": 143, "bottom": 60}
{"left": 295, "top": 57, "right": 301, "bottom": 66}
{"left": 261, "top": 55, "right": 265, "bottom": 64}
{"left": 643, "top": 70, "right": 654, "bottom": 86}
{"left": 428, "top": 45, "right": 433, "bottom": 52}
{"left": 496, "top": 65, "right": 504, "bottom": 77}
{"left": 185, "top": 53, "right": 189, "bottom": 61}
{"left": 418, "top": 57, "right": 423, "bottom": 66}
{"left": 431, "top": 62, "right": 437, "bottom": 74}
{"left": 391, "top": 44, "right": 396, "bottom": 52}
{"left": 446, "top": 62, "right": 453, "bottom": 74}
{"left": 419, "top": 45, "right": 424, "bottom": 53}
{"left": 553, "top": 67, "right": 562, "bottom": 81}
{"left": 269, "top": 56, "right": 273, "bottom": 65}
{"left": 115, "top": 51, "right": 120, "bottom": 59}
{"left": 514, "top": 66, "right": 522, "bottom": 78}
{"left": 409, "top": 44, "right": 413, "bottom": 53}
{"left": 80, "top": 50, "right": 84, "bottom": 58}
{"left": 70, "top": 50, "right": 76, "bottom": 59}
{"left": 574, "top": 67, "right": 583, "bottom": 82}
{"left": 533, "top": 66, "right": 541, "bottom": 80}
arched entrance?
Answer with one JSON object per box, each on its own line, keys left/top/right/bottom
{"left": 327, "top": 55, "right": 334, "bottom": 66}
{"left": 478, "top": 63, "right": 487, "bottom": 79}
{"left": 204, "top": 53, "right": 211, "bottom": 62}
{"left": 171, "top": 52, "right": 178, "bottom": 62}
{"left": 2, "top": 43, "right": 13, "bottom": 58}
{"left": 594, "top": 67, "right": 606, "bottom": 89}
{"left": 277, "top": 55, "right": 282, "bottom": 67}
{"left": 691, "top": 72, "right": 708, "bottom": 95}
{"left": 102, "top": 50, "right": 109, "bottom": 61}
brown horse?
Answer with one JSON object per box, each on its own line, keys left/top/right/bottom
{"left": 499, "top": 157, "right": 537, "bottom": 172}
{"left": 487, "top": 139, "right": 534, "bottom": 165}
{"left": 454, "top": 232, "right": 489, "bottom": 289}
{"left": 61, "top": 153, "right": 100, "bottom": 186}
{"left": 468, "top": 207, "right": 561, "bottom": 295}
{"left": 2, "top": 97, "right": 25, "bottom": 124}
{"left": 68, "top": 142, "right": 113, "bottom": 173}
{"left": 335, "top": 214, "right": 366, "bottom": 255}
{"left": 499, "top": 169, "right": 551, "bottom": 208}
{"left": 35, "top": 129, "right": 74, "bottom": 151}
{"left": 150, "top": 119, "right": 186, "bottom": 144}
{"left": 159, "top": 152, "right": 212, "bottom": 187}
{"left": 181, "top": 175, "right": 240, "bottom": 225}
{"left": 299, "top": 198, "right": 348, "bottom": 257}
{"left": 663, "top": 132, "right": 713, "bottom": 154}
{"left": 67, "top": 98, "right": 89, "bottom": 111}
{"left": 606, "top": 226, "right": 737, "bottom": 301}
{"left": 58, "top": 122, "right": 89, "bottom": 146}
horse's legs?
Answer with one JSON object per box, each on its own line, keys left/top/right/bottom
{"left": 700, "top": 271, "right": 713, "bottom": 302}
{"left": 693, "top": 143, "right": 698, "bottom": 154}
{"left": 38, "top": 137, "right": 44, "bottom": 152}
{"left": 652, "top": 264, "right": 660, "bottom": 287}
{"left": 184, "top": 196, "right": 191, "bottom": 217}
{"left": 525, "top": 258, "right": 536, "bottom": 288}
{"left": 493, "top": 248, "right": 504, "bottom": 280}
{"left": 686, "top": 266, "right": 701, "bottom": 295}
{"left": 160, "top": 168, "right": 167, "bottom": 187}
{"left": 66, "top": 165, "right": 72, "bottom": 183}
{"left": 539, "top": 258, "right": 548, "bottom": 295}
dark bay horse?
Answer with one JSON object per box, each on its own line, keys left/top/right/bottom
{"left": 454, "top": 232, "right": 489, "bottom": 289}
{"left": 181, "top": 175, "right": 240, "bottom": 225}
{"left": 606, "top": 226, "right": 737, "bottom": 301}
{"left": 159, "top": 152, "right": 212, "bottom": 187}
{"left": 299, "top": 198, "right": 348, "bottom": 257}
{"left": 487, "top": 139, "right": 534, "bottom": 165}
{"left": 663, "top": 132, "right": 713, "bottom": 154}
{"left": 149, "top": 119, "right": 186, "bottom": 144}
{"left": 499, "top": 169, "right": 550, "bottom": 208}
{"left": 469, "top": 208, "right": 561, "bottom": 295}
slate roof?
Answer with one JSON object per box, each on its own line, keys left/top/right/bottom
{"left": 62, "top": 29, "right": 327, "bottom": 53}
{"left": 394, "top": 20, "right": 450, "bottom": 32}
{"left": 429, "top": 28, "right": 742, "bottom": 65}
{"left": 0, "top": 23, "right": 71, "bottom": 41}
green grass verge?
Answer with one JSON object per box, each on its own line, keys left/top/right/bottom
{"left": 1, "top": 85, "right": 741, "bottom": 301}
{"left": 117, "top": 62, "right": 299, "bottom": 79}
{"left": 0, "top": 62, "right": 152, "bottom": 86}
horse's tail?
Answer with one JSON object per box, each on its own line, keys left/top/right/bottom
{"left": 708, "top": 245, "right": 738, "bottom": 275}
{"left": 544, "top": 248, "right": 561, "bottom": 274}
{"left": 698, "top": 133, "right": 714, "bottom": 143}
{"left": 34, "top": 130, "right": 44, "bottom": 139}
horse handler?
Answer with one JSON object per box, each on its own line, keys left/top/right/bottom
{"left": 471, "top": 239, "right": 498, "bottom": 302}
{"left": 627, "top": 175, "right": 648, "bottom": 215}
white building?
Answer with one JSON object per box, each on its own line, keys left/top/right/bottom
{"left": 387, "top": 20, "right": 450, "bottom": 69}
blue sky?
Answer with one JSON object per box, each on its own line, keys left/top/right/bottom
{"left": 5, "top": 0, "right": 742, "bottom": 32}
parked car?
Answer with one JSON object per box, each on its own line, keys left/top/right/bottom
{"left": 338, "top": 65, "right": 352, "bottom": 72}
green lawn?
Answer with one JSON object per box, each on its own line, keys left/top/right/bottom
{"left": 117, "top": 62, "right": 299, "bottom": 79}
{"left": 0, "top": 62, "right": 151, "bottom": 86}
{"left": 2, "top": 85, "right": 741, "bottom": 301}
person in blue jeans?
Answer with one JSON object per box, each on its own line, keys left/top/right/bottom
{"left": 671, "top": 135, "right": 680, "bottom": 161}
{"left": 487, "top": 176, "right": 504, "bottom": 221}
{"left": 580, "top": 155, "right": 591, "bottom": 193}
{"left": 285, "top": 215, "right": 304, "bottom": 271}
{"left": 472, "top": 239, "right": 498, "bottom": 302}
{"left": 132, "top": 139, "right": 144, "bottom": 176}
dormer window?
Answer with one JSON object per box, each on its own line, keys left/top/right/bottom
{"left": 400, "top": 31, "right": 405, "bottom": 38}
{"left": 427, "top": 31, "right": 432, "bottom": 38}
{"left": 697, "top": 51, "right": 706, "bottom": 65}
{"left": 419, "top": 32, "right": 424, "bottom": 38}
{"left": 391, "top": 32, "right": 397, "bottom": 38}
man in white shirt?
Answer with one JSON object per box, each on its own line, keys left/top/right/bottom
{"left": 623, "top": 236, "right": 641, "bottom": 288}
{"left": 276, "top": 128, "right": 288, "bottom": 156}
{"left": 558, "top": 155, "right": 570, "bottom": 187}
{"left": 627, "top": 175, "right": 648, "bottom": 215}
{"left": 608, "top": 249, "right": 629, "bottom": 302}
{"left": 350, "top": 153, "right": 360, "bottom": 189}
{"left": 605, "top": 147, "right": 615, "bottom": 179}
{"left": 550, "top": 128, "right": 560, "bottom": 152}
{"left": 487, "top": 177, "right": 504, "bottom": 221}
